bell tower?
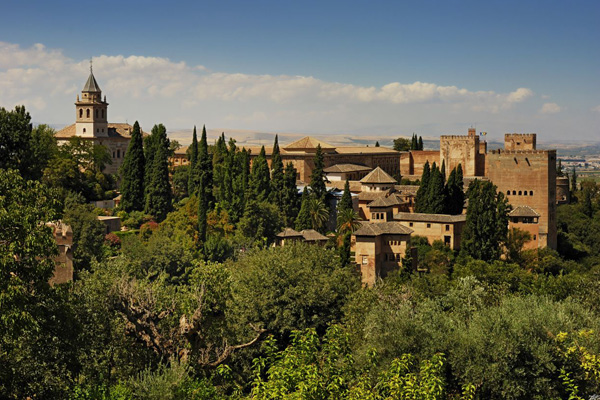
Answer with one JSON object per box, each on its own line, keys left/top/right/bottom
{"left": 75, "top": 60, "right": 108, "bottom": 138}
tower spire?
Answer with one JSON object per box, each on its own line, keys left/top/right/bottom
{"left": 90, "top": 57, "right": 93, "bottom": 74}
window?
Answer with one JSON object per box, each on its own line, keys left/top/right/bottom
{"left": 524, "top": 191, "right": 528, "bottom": 196}
{"left": 513, "top": 190, "right": 516, "bottom": 195}
{"left": 409, "top": 222, "right": 413, "bottom": 227}
{"left": 101, "top": 109, "right": 104, "bottom": 118}
{"left": 445, "top": 224, "right": 450, "bottom": 231}
{"left": 518, "top": 191, "right": 522, "bottom": 195}
{"left": 117, "top": 149, "right": 120, "bottom": 158}
{"left": 530, "top": 191, "right": 533, "bottom": 196}
{"left": 86, "top": 109, "right": 90, "bottom": 118}
{"left": 362, "top": 256, "right": 368, "bottom": 265}
{"left": 507, "top": 190, "right": 510, "bottom": 195}
{"left": 533, "top": 235, "right": 537, "bottom": 240}
{"left": 112, "top": 151, "right": 115, "bottom": 158}
{"left": 83, "top": 128, "right": 86, "bottom": 133}
{"left": 395, "top": 254, "right": 401, "bottom": 262}
{"left": 79, "top": 109, "right": 83, "bottom": 118}
{"left": 427, "top": 223, "right": 431, "bottom": 228}
{"left": 95, "top": 109, "right": 98, "bottom": 118}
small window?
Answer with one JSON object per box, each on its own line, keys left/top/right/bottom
{"left": 112, "top": 151, "right": 115, "bottom": 158}
{"left": 507, "top": 190, "right": 510, "bottom": 195}
{"left": 95, "top": 109, "right": 98, "bottom": 118}
{"left": 117, "top": 149, "right": 121, "bottom": 158}
{"left": 427, "top": 223, "right": 431, "bottom": 228}
{"left": 524, "top": 191, "right": 528, "bottom": 196}
{"left": 395, "top": 254, "right": 401, "bottom": 262}
{"left": 83, "top": 128, "right": 86, "bottom": 133}
{"left": 86, "top": 109, "right": 90, "bottom": 118}
{"left": 101, "top": 109, "right": 104, "bottom": 118}
{"left": 518, "top": 191, "right": 522, "bottom": 195}
{"left": 445, "top": 224, "right": 450, "bottom": 231}
{"left": 513, "top": 190, "right": 516, "bottom": 195}
{"left": 79, "top": 109, "right": 83, "bottom": 118}
{"left": 533, "top": 235, "right": 537, "bottom": 240}
{"left": 409, "top": 222, "right": 413, "bottom": 227}
{"left": 530, "top": 191, "right": 533, "bottom": 196}
{"left": 362, "top": 256, "right": 368, "bottom": 265}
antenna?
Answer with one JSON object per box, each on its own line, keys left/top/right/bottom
{"left": 90, "top": 57, "right": 93, "bottom": 74}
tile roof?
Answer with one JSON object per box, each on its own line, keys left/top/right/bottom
{"left": 367, "top": 194, "right": 406, "bottom": 208}
{"left": 394, "top": 185, "right": 419, "bottom": 194}
{"left": 83, "top": 72, "right": 101, "bottom": 92}
{"left": 509, "top": 205, "right": 540, "bottom": 218}
{"left": 353, "top": 221, "right": 413, "bottom": 236}
{"left": 360, "top": 167, "right": 397, "bottom": 184}
{"left": 325, "top": 180, "right": 363, "bottom": 192}
{"left": 299, "top": 229, "right": 329, "bottom": 241}
{"left": 333, "top": 146, "right": 398, "bottom": 154}
{"left": 276, "top": 228, "right": 303, "bottom": 238}
{"left": 284, "top": 136, "right": 335, "bottom": 150}
{"left": 323, "top": 163, "right": 371, "bottom": 173}
{"left": 55, "top": 123, "right": 146, "bottom": 140}
{"left": 358, "top": 189, "right": 394, "bottom": 201}
{"left": 393, "top": 212, "right": 467, "bottom": 223}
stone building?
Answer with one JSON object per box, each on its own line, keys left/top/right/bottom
{"left": 46, "top": 221, "right": 73, "bottom": 285}
{"left": 393, "top": 212, "right": 466, "bottom": 250}
{"left": 400, "top": 129, "right": 557, "bottom": 249}
{"left": 55, "top": 69, "right": 141, "bottom": 176}
{"left": 275, "top": 228, "right": 329, "bottom": 246}
{"left": 508, "top": 206, "right": 540, "bottom": 250}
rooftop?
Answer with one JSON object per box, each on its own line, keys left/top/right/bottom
{"left": 284, "top": 136, "right": 335, "bottom": 151}
{"left": 509, "top": 205, "right": 540, "bottom": 218}
{"left": 299, "top": 229, "right": 329, "bottom": 242}
{"left": 83, "top": 72, "right": 101, "bottom": 93}
{"left": 393, "top": 212, "right": 467, "bottom": 223}
{"left": 55, "top": 123, "right": 147, "bottom": 140}
{"left": 367, "top": 194, "right": 406, "bottom": 208}
{"left": 354, "top": 221, "right": 413, "bottom": 236}
{"left": 276, "top": 228, "right": 303, "bottom": 238}
{"left": 360, "top": 167, "right": 397, "bottom": 184}
{"left": 323, "top": 163, "right": 371, "bottom": 173}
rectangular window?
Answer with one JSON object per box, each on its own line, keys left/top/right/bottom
{"left": 362, "top": 256, "right": 368, "bottom": 265}
{"left": 427, "top": 223, "right": 431, "bottom": 228}
{"left": 533, "top": 235, "right": 537, "bottom": 240}
{"left": 409, "top": 222, "right": 413, "bottom": 227}
{"left": 445, "top": 224, "right": 450, "bottom": 231}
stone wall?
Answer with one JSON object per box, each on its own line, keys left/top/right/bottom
{"left": 486, "top": 150, "right": 557, "bottom": 249}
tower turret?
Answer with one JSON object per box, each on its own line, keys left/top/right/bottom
{"left": 75, "top": 61, "right": 108, "bottom": 138}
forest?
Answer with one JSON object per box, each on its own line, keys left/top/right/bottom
{"left": 2, "top": 105, "right": 600, "bottom": 399}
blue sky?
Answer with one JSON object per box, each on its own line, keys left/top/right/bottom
{"left": 1, "top": 0, "right": 598, "bottom": 141}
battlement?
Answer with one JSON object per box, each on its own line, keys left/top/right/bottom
{"left": 504, "top": 133, "right": 536, "bottom": 150}
{"left": 489, "top": 149, "right": 555, "bottom": 156}
{"left": 440, "top": 135, "right": 478, "bottom": 141}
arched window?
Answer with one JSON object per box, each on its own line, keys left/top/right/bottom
{"left": 86, "top": 109, "right": 90, "bottom": 118}
{"left": 512, "top": 190, "right": 516, "bottom": 195}
{"left": 518, "top": 191, "right": 522, "bottom": 195}
{"left": 507, "top": 190, "right": 510, "bottom": 195}
{"left": 117, "top": 149, "right": 121, "bottom": 158}
{"left": 95, "top": 109, "right": 98, "bottom": 118}
{"left": 101, "top": 109, "right": 104, "bottom": 119}
{"left": 524, "top": 191, "right": 528, "bottom": 196}
{"left": 79, "top": 109, "right": 83, "bottom": 118}
{"left": 530, "top": 191, "right": 533, "bottom": 196}
{"left": 83, "top": 128, "right": 86, "bottom": 133}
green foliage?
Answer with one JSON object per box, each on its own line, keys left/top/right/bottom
{"left": 172, "top": 164, "right": 190, "bottom": 201}
{"left": 237, "top": 200, "right": 282, "bottom": 247}
{"left": 338, "top": 179, "right": 353, "bottom": 213}
{"left": 393, "top": 137, "right": 411, "bottom": 151}
{"left": 145, "top": 124, "right": 172, "bottom": 222}
{"left": 414, "top": 161, "right": 431, "bottom": 213}
{"left": 213, "top": 133, "right": 228, "bottom": 205}
{"left": 269, "top": 135, "right": 284, "bottom": 207}
{"left": 63, "top": 200, "right": 106, "bottom": 272}
{"left": 426, "top": 163, "right": 447, "bottom": 214}
{"left": 309, "top": 144, "right": 327, "bottom": 200}
{"left": 204, "top": 234, "right": 234, "bottom": 263}
{"left": 230, "top": 243, "right": 358, "bottom": 339}
{"left": 308, "top": 195, "right": 330, "bottom": 233}
{"left": 446, "top": 164, "right": 464, "bottom": 214}
{"left": 119, "top": 121, "right": 145, "bottom": 212}
{"left": 250, "top": 146, "right": 270, "bottom": 202}
{"left": 281, "top": 162, "right": 300, "bottom": 226}
{"left": 461, "top": 180, "right": 510, "bottom": 261}
{"left": 188, "top": 126, "right": 199, "bottom": 195}
{"left": 506, "top": 227, "right": 532, "bottom": 265}
{"left": 295, "top": 190, "right": 312, "bottom": 231}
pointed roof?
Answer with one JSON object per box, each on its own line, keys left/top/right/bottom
{"left": 360, "top": 167, "right": 397, "bottom": 184}
{"left": 276, "top": 228, "right": 303, "bottom": 238}
{"left": 83, "top": 72, "right": 101, "bottom": 92}
{"left": 353, "top": 221, "right": 413, "bottom": 236}
{"left": 284, "top": 136, "right": 335, "bottom": 151}
{"left": 299, "top": 229, "right": 329, "bottom": 242}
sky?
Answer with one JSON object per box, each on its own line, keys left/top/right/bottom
{"left": 1, "top": 0, "right": 599, "bottom": 142}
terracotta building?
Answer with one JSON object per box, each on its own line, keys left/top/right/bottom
{"left": 46, "top": 221, "right": 74, "bottom": 285}
{"left": 508, "top": 205, "right": 541, "bottom": 250}
{"left": 55, "top": 69, "right": 143, "bottom": 175}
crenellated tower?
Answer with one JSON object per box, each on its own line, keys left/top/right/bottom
{"left": 75, "top": 64, "right": 109, "bottom": 138}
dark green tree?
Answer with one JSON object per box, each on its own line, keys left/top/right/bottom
{"left": 571, "top": 168, "right": 577, "bottom": 193}
{"left": 418, "top": 135, "right": 424, "bottom": 150}
{"left": 145, "top": 124, "right": 172, "bottom": 222}
{"left": 29, "top": 124, "right": 58, "bottom": 181}
{"left": 198, "top": 125, "right": 213, "bottom": 207}
{"left": 63, "top": 201, "right": 106, "bottom": 272}
{"left": 427, "top": 163, "right": 447, "bottom": 214}
{"left": 337, "top": 179, "right": 353, "bottom": 213}
{"left": 461, "top": 180, "right": 510, "bottom": 261}
{"left": 230, "top": 147, "right": 251, "bottom": 222}
{"left": 212, "top": 132, "right": 228, "bottom": 204}
{"left": 557, "top": 159, "right": 563, "bottom": 177}
{"left": 393, "top": 137, "right": 411, "bottom": 151}
{"left": 119, "top": 121, "right": 145, "bottom": 212}
{"left": 411, "top": 133, "right": 418, "bottom": 150}
{"left": 339, "top": 232, "right": 352, "bottom": 267}
{"left": 295, "top": 190, "right": 312, "bottom": 230}
{"left": 282, "top": 162, "right": 300, "bottom": 226}
{"left": 198, "top": 179, "right": 208, "bottom": 243}
{"left": 445, "top": 165, "right": 465, "bottom": 215}
{"left": 309, "top": 144, "right": 327, "bottom": 200}
{"left": 414, "top": 161, "right": 431, "bottom": 213}
{"left": 582, "top": 186, "right": 593, "bottom": 218}
{"left": 375, "top": 141, "right": 380, "bottom": 147}
{"left": 440, "top": 159, "right": 446, "bottom": 181}
{"left": 0, "top": 106, "right": 33, "bottom": 179}
{"left": 238, "top": 200, "right": 282, "bottom": 247}
{"left": 250, "top": 146, "right": 270, "bottom": 202}
{"left": 143, "top": 128, "right": 158, "bottom": 202}
{"left": 187, "top": 126, "right": 199, "bottom": 195}
{"left": 269, "top": 135, "right": 285, "bottom": 207}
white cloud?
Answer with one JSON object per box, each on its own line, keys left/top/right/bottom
{"left": 592, "top": 105, "right": 600, "bottom": 113}
{"left": 0, "top": 41, "right": 555, "bottom": 137}
{"left": 540, "top": 102, "right": 561, "bottom": 114}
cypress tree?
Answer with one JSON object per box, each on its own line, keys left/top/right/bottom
{"left": 454, "top": 164, "right": 465, "bottom": 214}
{"left": 375, "top": 141, "right": 380, "bottom": 147}
{"left": 269, "top": 135, "right": 285, "bottom": 206}
{"left": 411, "top": 134, "right": 418, "bottom": 150}
{"left": 557, "top": 159, "right": 563, "bottom": 177}
{"left": 414, "top": 161, "right": 431, "bottom": 213}
{"left": 198, "top": 125, "right": 213, "bottom": 207}
{"left": 295, "top": 190, "right": 312, "bottom": 230}
{"left": 145, "top": 124, "right": 172, "bottom": 221}
{"left": 571, "top": 168, "right": 578, "bottom": 193}
{"left": 427, "top": 163, "right": 446, "bottom": 214}
{"left": 143, "top": 127, "right": 157, "bottom": 203}
{"left": 198, "top": 178, "right": 207, "bottom": 243}
{"left": 441, "top": 159, "right": 446, "bottom": 181}
{"left": 309, "top": 144, "right": 327, "bottom": 200}
{"left": 582, "top": 187, "right": 593, "bottom": 218}
{"left": 418, "top": 136, "right": 424, "bottom": 150}
{"left": 282, "top": 162, "right": 300, "bottom": 226}
{"left": 339, "top": 232, "right": 352, "bottom": 267}
{"left": 213, "top": 132, "right": 228, "bottom": 204}
{"left": 337, "top": 179, "right": 353, "bottom": 213}
{"left": 250, "top": 146, "right": 270, "bottom": 202}
{"left": 461, "top": 180, "right": 510, "bottom": 261}
{"left": 188, "top": 126, "right": 199, "bottom": 195}
{"left": 119, "top": 121, "right": 145, "bottom": 212}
